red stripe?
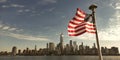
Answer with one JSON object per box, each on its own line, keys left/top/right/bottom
{"left": 72, "top": 17, "right": 84, "bottom": 22}
{"left": 68, "top": 27, "right": 86, "bottom": 32}
{"left": 68, "top": 25, "right": 75, "bottom": 28}
{"left": 69, "top": 30, "right": 86, "bottom": 36}
{"left": 77, "top": 8, "right": 85, "bottom": 15}
{"left": 76, "top": 12, "right": 85, "bottom": 18}
{"left": 86, "top": 27, "right": 96, "bottom": 30}
{"left": 68, "top": 8, "right": 96, "bottom": 36}
{"left": 68, "top": 22, "right": 85, "bottom": 29}
{"left": 75, "top": 22, "right": 86, "bottom": 28}
{"left": 86, "top": 30, "right": 96, "bottom": 34}
{"left": 86, "top": 23, "right": 95, "bottom": 27}
{"left": 69, "top": 20, "right": 79, "bottom": 26}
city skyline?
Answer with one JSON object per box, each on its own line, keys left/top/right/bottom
{"left": 0, "top": 0, "right": 120, "bottom": 52}
{"left": 0, "top": 34, "right": 119, "bottom": 56}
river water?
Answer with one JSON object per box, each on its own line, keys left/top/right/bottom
{"left": 0, "top": 56, "right": 120, "bottom": 60}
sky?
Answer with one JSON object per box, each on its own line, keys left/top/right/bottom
{"left": 0, "top": 0, "right": 120, "bottom": 52}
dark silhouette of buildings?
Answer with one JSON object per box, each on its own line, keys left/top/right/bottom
{"left": 0, "top": 33, "right": 119, "bottom": 56}
{"left": 101, "top": 47, "right": 119, "bottom": 55}
{"left": 11, "top": 46, "right": 17, "bottom": 56}
{"left": 55, "top": 33, "right": 64, "bottom": 55}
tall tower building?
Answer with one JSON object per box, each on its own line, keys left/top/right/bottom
{"left": 18, "top": 49, "right": 21, "bottom": 55}
{"left": 81, "top": 42, "right": 83, "bottom": 46}
{"left": 70, "top": 40, "right": 73, "bottom": 50}
{"left": 60, "top": 33, "right": 64, "bottom": 54}
{"left": 34, "top": 45, "right": 37, "bottom": 55}
{"left": 11, "top": 46, "right": 17, "bottom": 56}
{"left": 60, "top": 33, "right": 63, "bottom": 44}
{"left": 73, "top": 41, "right": 78, "bottom": 51}
{"left": 79, "top": 42, "right": 84, "bottom": 54}
{"left": 35, "top": 45, "right": 37, "bottom": 51}
{"left": 49, "top": 42, "right": 55, "bottom": 51}
{"left": 70, "top": 40, "right": 72, "bottom": 47}
{"left": 47, "top": 43, "right": 49, "bottom": 49}
{"left": 93, "top": 43, "right": 96, "bottom": 48}
{"left": 92, "top": 43, "right": 97, "bottom": 54}
{"left": 26, "top": 47, "right": 29, "bottom": 54}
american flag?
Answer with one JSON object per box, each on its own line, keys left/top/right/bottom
{"left": 68, "top": 8, "right": 96, "bottom": 36}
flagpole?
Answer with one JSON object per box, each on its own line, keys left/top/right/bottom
{"left": 89, "top": 4, "right": 103, "bottom": 60}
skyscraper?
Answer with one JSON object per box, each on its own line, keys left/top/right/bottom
{"left": 91, "top": 43, "right": 97, "bottom": 55}
{"left": 49, "top": 42, "right": 55, "bottom": 52}
{"left": 60, "top": 33, "right": 64, "bottom": 54}
{"left": 46, "top": 43, "right": 49, "bottom": 50}
{"left": 35, "top": 45, "right": 37, "bottom": 51}
{"left": 18, "top": 49, "right": 21, "bottom": 55}
{"left": 79, "top": 42, "right": 84, "bottom": 54}
{"left": 73, "top": 41, "right": 78, "bottom": 51}
{"left": 70, "top": 40, "right": 73, "bottom": 53}
{"left": 70, "top": 40, "right": 72, "bottom": 47}
{"left": 11, "top": 46, "right": 17, "bottom": 56}
{"left": 93, "top": 43, "right": 96, "bottom": 48}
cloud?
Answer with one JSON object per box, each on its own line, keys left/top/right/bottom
{"left": 115, "top": 3, "right": 120, "bottom": 9}
{"left": 11, "top": 4, "right": 24, "bottom": 8}
{"left": 10, "top": 33, "right": 49, "bottom": 41}
{"left": 0, "top": 31, "right": 49, "bottom": 41}
{"left": 2, "top": 4, "right": 25, "bottom": 8}
{"left": 72, "top": 1, "right": 120, "bottom": 41}
{"left": 0, "top": 22, "right": 49, "bottom": 41}
{"left": 18, "top": 10, "right": 24, "bottom": 13}
{"left": 43, "top": 0, "right": 57, "bottom": 3}
{"left": 97, "top": 0, "right": 120, "bottom": 41}
{"left": 39, "top": 0, "right": 57, "bottom": 5}
{"left": 17, "top": 9, "right": 31, "bottom": 13}
{"left": 0, "top": 0, "right": 7, "bottom": 3}
{"left": 2, "top": 26, "right": 10, "bottom": 30}
{"left": 98, "top": 10, "right": 120, "bottom": 41}
{"left": 72, "top": 13, "right": 120, "bottom": 41}
{"left": 0, "top": 24, "right": 3, "bottom": 28}
{"left": 8, "top": 28, "right": 17, "bottom": 31}
{"left": 48, "top": 8, "right": 55, "bottom": 12}
{"left": 109, "top": 0, "right": 120, "bottom": 9}
{"left": 0, "top": 23, "right": 21, "bottom": 32}
{"left": 24, "top": 9, "right": 30, "bottom": 12}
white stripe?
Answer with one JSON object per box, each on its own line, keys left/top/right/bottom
{"left": 85, "top": 24, "right": 95, "bottom": 28}
{"left": 86, "top": 22, "right": 94, "bottom": 25}
{"left": 70, "top": 20, "right": 82, "bottom": 25}
{"left": 68, "top": 25, "right": 85, "bottom": 31}
{"left": 68, "top": 23, "right": 77, "bottom": 27}
{"left": 74, "top": 15, "right": 84, "bottom": 20}
{"left": 86, "top": 28, "right": 96, "bottom": 32}
{"left": 77, "top": 10, "right": 85, "bottom": 17}
{"left": 68, "top": 29, "right": 86, "bottom": 34}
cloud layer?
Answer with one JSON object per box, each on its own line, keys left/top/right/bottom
{"left": 3, "top": 32, "right": 49, "bottom": 41}
{"left": 0, "top": 24, "right": 20, "bottom": 32}
{"left": 98, "top": 1, "right": 120, "bottom": 41}
{"left": 0, "top": 0, "right": 7, "bottom": 3}
{"left": 39, "top": 0, "right": 57, "bottom": 5}
{"left": 2, "top": 4, "right": 25, "bottom": 8}
{"left": 0, "top": 22, "right": 49, "bottom": 41}
{"left": 110, "top": 0, "right": 120, "bottom": 9}
{"left": 70, "top": 0, "right": 120, "bottom": 41}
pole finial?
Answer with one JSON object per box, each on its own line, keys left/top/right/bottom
{"left": 89, "top": 4, "right": 97, "bottom": 11}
